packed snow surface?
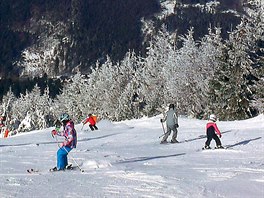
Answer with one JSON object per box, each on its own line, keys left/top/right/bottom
{"left": 1, "top": 115, "right": 264, "bottom": 198}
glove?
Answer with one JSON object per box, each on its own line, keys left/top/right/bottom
{"left": 160, "top": 119, "right": 163, "bottom": 123}
{"left": 60, "top": 142, "right": 65, "bottom": 147}
{"left": 175, "top": 124, "right": 179, "bottom": 128}
{"left": 219, "top": 134, "right": 222, "bottom": 138}
{"left": 51, "top": 130, "right": 57, "bottom": 136}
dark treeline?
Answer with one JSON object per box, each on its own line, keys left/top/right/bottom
{"left": 0, "top": 75, "right": 62, "bottom": 100}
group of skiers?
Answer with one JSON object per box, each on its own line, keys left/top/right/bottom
{"left": 50, "top": 113, "right": 98, "bottom": 171}
{"left": 2, "top": 103, "right": 223, "bottom": 171}
{"left": 50, "top": 103, "right": 223, "bottom": 171}
{"left": 160, "top": 104, "right": 224, "bottom": 149}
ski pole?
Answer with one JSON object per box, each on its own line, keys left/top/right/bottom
{"left": 62, "top": 147, "right": 84, "bottom": 172}
{"left": 54, "top": 135, "right": 84, "bottom": 172}
{"left": 159, "top": 121, "right": 166, "bottom": 138}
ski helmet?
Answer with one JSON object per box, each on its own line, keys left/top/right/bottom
{"left": 209, "top": 114, "right": 217, "bottom": 122}
{"left": 59, "top": 113, "right": 70, "bottom": 122}
{"left": 169, "top": 104, "right": 175, "bottom": 109}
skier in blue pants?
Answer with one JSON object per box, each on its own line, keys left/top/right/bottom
{"left": 57, "top": 146, "right": 72, "bottom": 170}
{"left": 52, "top": 113, "right": 77, "bottom": 171}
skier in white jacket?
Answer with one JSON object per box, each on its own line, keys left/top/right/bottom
{"left": 160, "top": 104, "right": 179, "bottom": 144}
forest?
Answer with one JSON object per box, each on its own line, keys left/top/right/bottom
{"left": 0, "top": 0, "right": 263, "bottom": 134}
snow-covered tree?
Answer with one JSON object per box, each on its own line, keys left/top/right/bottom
{"left": 0, "top": 88, "right": 17, "bottom": 130}
{"left": 85, "top": 52, "right": 141, "bottom": 121}
{"left": 209, "top": 7, "right": 264, "bottom": 120}
{"left": 113, "top": 51, "right": 142, "bottom": 120}
{"left": 55, "top": 72, "right": 88, "bottom": 122}
{"left": 245, "top": 0, "right": 264, "bottom": 114}
{"left": 139, "top": 27, "right": 172, "bottom": 116}
{"left": 196, "top": 27, "right": 224, "bottom": 118}
{"left": 164, "top": 28, "right": 221, "bottom": 117}
{"left": 0, "top": 86, "right": 55, "bottom": 134}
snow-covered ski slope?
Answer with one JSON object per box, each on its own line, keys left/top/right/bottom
{"left": 1, "top": 115, "right": 263, "bottom": 198}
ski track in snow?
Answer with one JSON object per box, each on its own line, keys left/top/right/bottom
{"left": 0, "top": 115, "right": 264, "bottom": 197}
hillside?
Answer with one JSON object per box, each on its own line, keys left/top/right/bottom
{"left": 0, "top": 0, "right": 249, "bottom": 79}
{"left": 1, "top": 115, "right": 263, "bottom": 197}
{"left": 0, "top": 0, "right": 160, "bottom": 78}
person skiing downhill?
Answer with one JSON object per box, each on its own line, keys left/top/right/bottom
{"left": 51, "top": 113, "right": 77, "bottom": 171}
{"left": 203, "top": 114, "right": 224, "bottom": 149}
{"left": 160, "top": 104, "right": 179, "bottom": 144}
{"left": 82, "top": 114, "right": 98, "bottom": 131}
{"left": 0, "top": 114, "right": 6, "bottom": 128}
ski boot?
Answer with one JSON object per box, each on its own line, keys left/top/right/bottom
{"left": 160, "top": 140, "right": 168, "bottom": 144}
{"left": 66, "top": 164, "right": 73, "bottom": 170}
{"left": 171, "top": 139, "right": 179, "bottom": 143}
{"left": 50, "top": 167, "right": 58, "bottom": 172}
{"left": 215, "top": 145, "right": 225, "bottom": 149}
{"left": 202, "top": 145, "right": 211, "bottom": 150}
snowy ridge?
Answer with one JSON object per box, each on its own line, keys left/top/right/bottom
{"left": 0, "top": 115, "right": 264, "bottom": 197}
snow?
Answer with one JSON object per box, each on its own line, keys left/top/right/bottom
{"left": 1, "top": 115, "right": 264, "bottom": 198}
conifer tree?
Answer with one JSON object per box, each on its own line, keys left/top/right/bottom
{"left": 140, "top": 28, "right": 171, "bottom": 116}
{"left": 208, "top": 4, "right": 264, "bottom": 120}
{"left": 55, "top": 72, "right": 87, "bottom": 122}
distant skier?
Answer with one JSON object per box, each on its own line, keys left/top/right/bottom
{"left": 203, "top": 114, "right": 224, "bottom": 149}
{"left": 51, "top": 113, "right": 77, "bottom": 171}
{"left": 160, "top": 104, "right": 179, "bottom": 144}
{"left": 0, "top": 113, "right": 6, "bottom": 128}
{"left": 0, "top": 113, "right": 8, "bottom": 137}
{"left": 82, "top": 114, "right": 98, "bottom": 131}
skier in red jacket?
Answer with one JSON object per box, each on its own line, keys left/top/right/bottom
{"left": 82, "top": 114, "right": 98, "bottom": 131}
{"left": 203, "top": 114, "right": 224, "bottom": 149}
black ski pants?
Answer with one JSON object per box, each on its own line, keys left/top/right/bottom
{"left": 205, "top": 130, "right": 221, "bottom": 146}
{"left": 89, "top": 124, "right": 98, "bottom": 131}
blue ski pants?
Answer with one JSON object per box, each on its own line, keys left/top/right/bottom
{"left": 57, "top": 146, "right": 72, "bottom": 170}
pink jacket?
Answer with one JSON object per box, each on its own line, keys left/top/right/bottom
{"left": 206, "top": 121, "right": 221, "bottom": 136}
{"left": 58, "top": 120, "right": 77, "bottom": 148}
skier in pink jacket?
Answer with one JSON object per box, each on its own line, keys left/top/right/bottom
{"left": 203, "top": 114, "right": 224, "bottom": 149}
{"left": 51, "top": 113, "right": 77, "bottom": 171}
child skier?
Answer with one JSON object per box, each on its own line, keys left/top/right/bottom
{"left": 51, "top": 113, "right": 77, "bottom": 171}
{"left": 82, "top": 114, "right": 98, "bottom": 131}
{"left": 203, "top": 114, "right": 224, "bottom": 149}
{"left": 160, "top": 104, "right": 179, "bottom": 144}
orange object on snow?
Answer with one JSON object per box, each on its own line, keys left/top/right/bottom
{"left": 4, "top": 129, "right": 9, "bottom": 138}
{"left": 91, "top": 115, "right": 97, "bottom": 123}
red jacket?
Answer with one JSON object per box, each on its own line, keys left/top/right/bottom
{"left": 206, "top": 121, "right": 221, "bottom": 136}
{"left": 84, "top": 117, "right": 96, "bottom": 125}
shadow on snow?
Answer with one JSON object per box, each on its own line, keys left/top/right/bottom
{"left": 226, "top": 137, "right": 262, "bottom": 148}
{"left": 78, "top": 133, "right": 121, "bottom": 143}
{"left": 116, "top": 153, "right": 186, "bottom": 164}
{"left": 0, "top": 133, "right": 121, "bottom": 148}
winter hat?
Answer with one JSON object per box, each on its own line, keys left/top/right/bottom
{"left": 209, "top": 114, "right": 217, "bottom": 122}
{"left": 59, "top": 113, "right": 70, "bottom": 122}
{"left": 169, "top": 104, "right": 175, "bottom": 109}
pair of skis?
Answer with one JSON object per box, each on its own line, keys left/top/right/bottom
{"left": 49, "top": 164, "right": 77, "bottom": 172}
{"left": 27, "top": 164, "right": 83, "bottom": 174}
